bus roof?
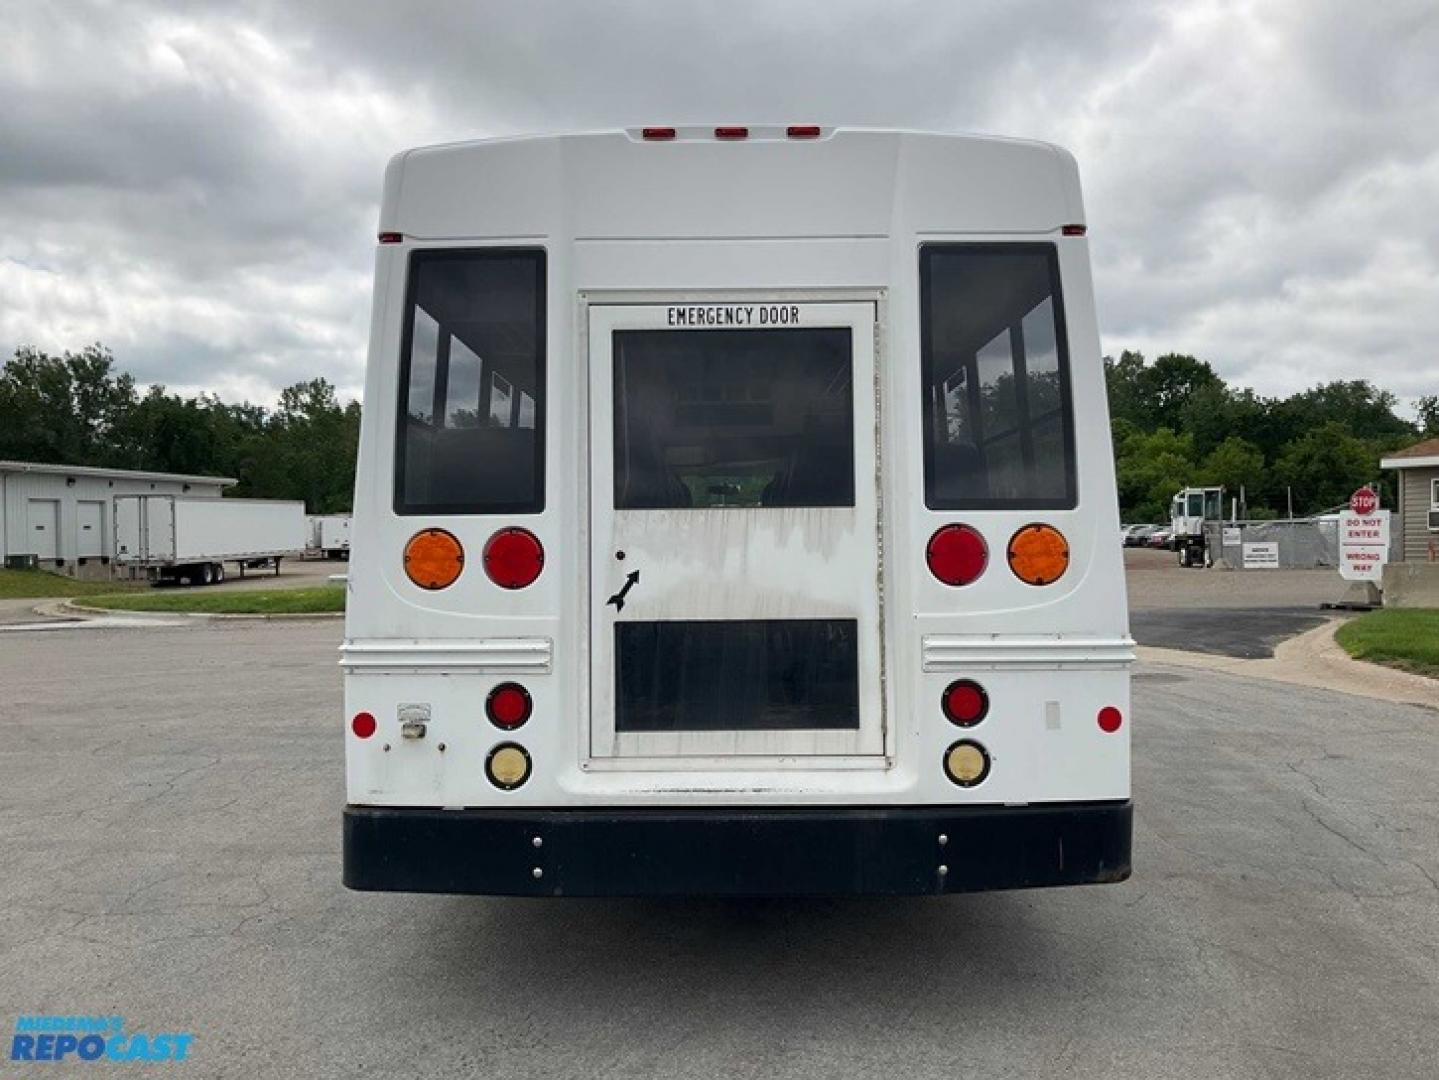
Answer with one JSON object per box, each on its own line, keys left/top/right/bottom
{"left": 379, "top": 128, "right": 1085, "bottom": 242}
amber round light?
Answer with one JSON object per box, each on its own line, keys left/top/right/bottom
{"left": 1098, "top": 706, "right": 1124, "bottom": 733}
{"left": 486, "top": 743, "right": 532, "bottom": 790}
{"left": 486, "top": 683, "right": 533, "bottom": 729}
{"left": 483, "top": 528, "right": 544, "bottom": 589}
{"left": 944, "top": 740, "right": 991, "bottom": 787}
{"left": 942, "top": 680, "right": 989, "bottom": 726}
{"left": 403, "top": 528, "right": 464, "bottom": 590}
{"left": 1007, "top": 523, "right": 1070, "bottom": 586}
{"left": 926, "top": 524, "right": 988, "bottom": 586}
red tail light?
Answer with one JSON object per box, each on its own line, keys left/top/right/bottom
{"left": 486, "top": 683, "right": 533, "bottom": 729}
{"left": 351, "top": 712, "right": 377, "bottom": 739}
{"left": 642, "top": 127, "right": 676, "bottom": 140}
{"left": 942, "top": 680, "right": 989, "bottom": 726}
{"left": 483, "top": 527, "right": 544, "bottom": 589}
{"left": 1098, "top": 706, "right": 1123, "bottom": 733}
{"left": 926, "top": 524, "right": 988, "bottom": 586}
{"left": 787, "top": 125, "right": 821, "bottom": 139}
{"left": 714, "top": 126, "right": 749, "bottom": 140}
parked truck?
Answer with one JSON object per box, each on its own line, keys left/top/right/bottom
{"left": 1170, "top": 486, "right": 1225, "bottom": 567}
{"left": 114, "top": 494, "right": 306, "bottom": 585}
{"left": 307, "top": 514, "right": 352, "bottom": 560}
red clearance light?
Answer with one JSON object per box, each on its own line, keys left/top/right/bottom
{"left": 486, "top": 683, "right": 533, "bottom": 729}
{"left": 926, "top": 524, "right": 988, "bottom": 586}
{"left": 642, "top": 127, "right": 676, "bottom": 140}
{"left": 378, "top": 231, "right": 403, "bottom": 243}
{"left": 714, "top": 126, "right": 749, "bottom": 140}
{"left": 787, "top": 125, "right": 821, "bottom": 139}
{"left": 483, "top": 527, "right": 544, "bottom": 589}
{"left": 351, "top": 711, "right": 377, "bottom": 739}
{"left": 1061, "top": 224, "right": 1087, "bottom": 237}
{"left": 1098, "top": 706, "right": 1124, "bottom": 733}
{"left": 942, "top": 679, "right": 989, "bottom": 726}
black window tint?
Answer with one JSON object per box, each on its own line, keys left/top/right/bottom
{"left": 616, "top": 619, "right": 860, "bottom": 731}
{"left": 395, "top": 249, "right": 545, "bottom": 514}
{"left": 613, "top": 328, "right": 854, "bottom": 509}
{"left": 920, "top": 245, "right": 1076, "bottom": 510}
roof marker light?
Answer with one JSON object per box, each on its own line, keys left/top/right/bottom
{"left": 378, "top": 232, "right": 403, "bottom": 244}
{"left": 714, "top": 126, "right": 749, "bottom": 140}
{"left": 642, "top": 127, "right": 676, "bottom": 140}
{"left": 1061, "top": 224, "right": 1087, "bottom": 236}
{"left": 787, "top": 125, "right": 822, "bottom": 139}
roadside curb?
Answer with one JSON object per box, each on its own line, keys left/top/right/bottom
{"left": 48, "top": 599, "right": 344, "bottom": 622}
{"left": 1137, "top": 617, "right": 1437, "bottom": 712}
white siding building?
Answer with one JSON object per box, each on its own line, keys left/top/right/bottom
{"left": 0, "top": 460, "right": 235, "bottom": 579}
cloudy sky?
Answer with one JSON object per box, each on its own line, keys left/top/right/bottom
{"left": 2, "top": 0, "right": 1436, "bottom": 411}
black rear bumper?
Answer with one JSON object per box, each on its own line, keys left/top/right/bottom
{"left": 343, "top": 801, "right": 1131, "bottom": 897}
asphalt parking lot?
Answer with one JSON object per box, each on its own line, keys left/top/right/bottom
{"left": 1125, "top": 548, "right": 1336, "bottom": 658}
{"left": 1, "top": 619, "right": 1435, "bottom": 1079}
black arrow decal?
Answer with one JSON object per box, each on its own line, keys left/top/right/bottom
{"left": 606, "top": 569, "right": 640, "bottom": 612}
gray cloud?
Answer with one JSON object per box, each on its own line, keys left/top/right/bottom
{"left": 1, "top": 0, "right": 1436, "bottom": 409}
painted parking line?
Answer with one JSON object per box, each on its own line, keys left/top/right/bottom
{"left": 0, "top": 615, "right": 188, "bottom": 632}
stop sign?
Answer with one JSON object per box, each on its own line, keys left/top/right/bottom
{"left": 1349, "top": 486, "right": 1378, "bottom": 515}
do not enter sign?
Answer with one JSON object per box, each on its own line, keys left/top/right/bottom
{"left": 1350, "top": 486, "right": 1378, "bottom": 515}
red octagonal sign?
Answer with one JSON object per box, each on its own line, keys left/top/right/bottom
{"left": 1349, "top": 486, "right": 1378, "bottom": 515}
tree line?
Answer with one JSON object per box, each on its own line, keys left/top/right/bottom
{"left": 0, "top": 345, "right": 359, "bottom": 513}
{"left": 2, "top": 344, "right": 1434, "bottom": 523}
{"left": 1106, "top": 352, "right": 1437, "bottom": 523}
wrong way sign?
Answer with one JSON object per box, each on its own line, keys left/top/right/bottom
{"left": 1339, "top": 508, "right": 1390, "bottom": 583}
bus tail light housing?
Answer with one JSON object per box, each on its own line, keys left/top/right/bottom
{"left": 486, "top": 683, "right": 533, "bottom": 729}
{"left": 351, "top": 712, "right": 377, "bottom": 739}
{"left": 927, "top": 524, "right": 987, "bottom": 586}
{"left": 944, "top": 740, "right": 991, "bottom": 787}
{"left": 942, "top": 679, "right": 989, "bottom": 726}
{"left": 403, "top": 528, "right": 464, "bottom": 590}
{"left": 483, "top": 528, "right": 544, "bottom": 589}
{"left": 486, "top": 743, "right": 532, "bottom": 790}
{"left": 1007, "top": 524, "right": 1069, "bottom": 586}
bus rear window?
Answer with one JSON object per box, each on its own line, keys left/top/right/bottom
{"left": 920, "top": 245, "right": 1076, "bottom": 510}
{"left": 395, "top": 249, "right": 545, "bottom": 515}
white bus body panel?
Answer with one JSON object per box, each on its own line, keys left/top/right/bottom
{"left": 344, "top": 129, "right": 1130, "bottom": 813}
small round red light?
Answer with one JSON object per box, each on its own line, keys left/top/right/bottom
{"left": 926, "top": 524, "right": 988, "bottom": 586}
{"left": 486, "top": 683, "right": 533, "bottom": 729}
{"left": 351, "top": 712, "right": 377, "bottom": 739}
{"left": 1098, "top": 706, "right": 1123, "bottom": 733}
{"left": 942, "top": 680, "right": 989, "bottom": 726}
{"left": 483, "top": 527, "right": 544, "bottom": 589}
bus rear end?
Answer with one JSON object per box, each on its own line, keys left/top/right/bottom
{"left": 342, "top": 127, "right": 1132, "bottom": 896}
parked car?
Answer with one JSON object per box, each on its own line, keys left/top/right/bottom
{"left": 1147, "top": 526, "right": 1175, "bottom": 550}
{"left": 1120, "top": 523, "right": 1148, "bottom": 545}
{"left": 1125, "top": 524, "right": 1159, "bottom": 547}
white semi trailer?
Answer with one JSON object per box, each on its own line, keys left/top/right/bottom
{"left": 114, "top": 494, "right": 306, "bottom": 585}
{"left": 308, "top": 514, "right": 353, "bottom": 560}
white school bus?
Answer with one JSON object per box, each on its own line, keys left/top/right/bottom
{"left": 342, "top": 126, "right": 1132, "bottom": 896}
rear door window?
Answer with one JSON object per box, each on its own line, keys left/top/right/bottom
{"left": 612, "top": 328, "right": 854, "bottom": 509}
{"left": 920, "top": 244, "right": 1076, "bottom": 510}
{"left": 395, "top": 249, "right": 545, "bottom": 515}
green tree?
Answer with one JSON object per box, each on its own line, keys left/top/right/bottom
{"left": 1115, "top": 427, "right": 1195, "bottom": 522}
{"left": 1416, "top": 395, "right": 1439, "bottom": 438}
{"left": 0, "top": 344, "right": 137, "bottom": 465}
{"left": 1273, "top": 422, "right": 1376, "bottom": 515}
{"left": 1200, "top": 436, "right": 1265, "bottom": 496}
